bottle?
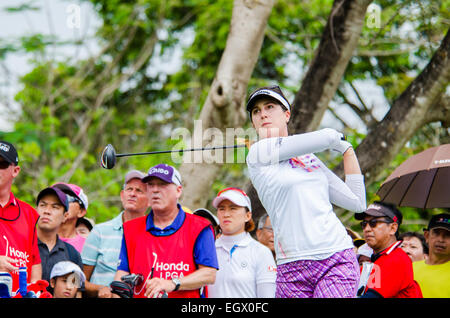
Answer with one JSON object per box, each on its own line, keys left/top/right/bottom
{"left": 18, "top": 267, "right": 27, "bottom": 297}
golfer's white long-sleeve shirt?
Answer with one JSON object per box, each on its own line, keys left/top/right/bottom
{"left": 246, "top": 129, "right": 366, "bottom": 265}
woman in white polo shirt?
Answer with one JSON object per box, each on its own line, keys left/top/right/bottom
{"left": 246, "top": 85, "right": 366, "bottom": 298}
{"left": 207, "top": 187, "right": 276, "bottom": 298}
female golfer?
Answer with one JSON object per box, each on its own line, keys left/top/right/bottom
{"left": 246, "top": 85, "right": 366, "bottom": 298}
{"left": 207, "top": 187, "right": 276, "bottom": 298}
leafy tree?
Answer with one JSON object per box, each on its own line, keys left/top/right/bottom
{"left": 0, "top": 0, "right": 448, "bottom": 236}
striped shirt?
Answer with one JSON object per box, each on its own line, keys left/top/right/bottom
{"left": 81, "top": 212, "right": 124, "bottom": 286}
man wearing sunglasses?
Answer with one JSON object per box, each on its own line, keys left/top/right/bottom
{"left": 0, "top": 141, "right": 42, "bottom": 292}
{"left": 356, "top": 201, "right": 422, "bottom": 298}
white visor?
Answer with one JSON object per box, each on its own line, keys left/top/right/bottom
{"left": 212, "top": 188, "right": 251, "bottom": 211}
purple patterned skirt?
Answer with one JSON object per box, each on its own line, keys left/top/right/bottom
{"left": 275, "top": 248, "right": 360, "bottom": 298}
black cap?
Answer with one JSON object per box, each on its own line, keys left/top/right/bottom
{"left": 355, "top": 201, "right": 402, "bottom": 224}
{"left": 193, "top": 208, "right": 219, "bottom": 227}
{"left": 425, "top": 213, "right": 450, "bottom": 232}
{"left": 246, "top": 85, "right": 291, "bottom": 113}
{"left": 0, "top": 141, "right": 18, "bottom": 165}
{"left": 76, "top": 217, "right": 94, "bottom": 231}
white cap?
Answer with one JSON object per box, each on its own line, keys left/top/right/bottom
{"left": 50, "top": 261, "right": 86, "bottom": 288}
{"left": 212, "top": 188, "right": 251, "bottom": 211}
{"left": 124, "top": 170, "right": 146, "bottom": 186}
{"left": 357, "top": 243, "right": 373, "bottom": 259}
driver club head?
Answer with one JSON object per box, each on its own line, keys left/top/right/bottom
{"left": 101, "top": 144, "right": 116, "bottom": 169}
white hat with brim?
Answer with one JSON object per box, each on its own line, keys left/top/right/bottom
{"left": 212, "top": 188, "right": 251, "bottom": 211}
{"left": 50, "top": 261, "right": 86, "bottom": 288}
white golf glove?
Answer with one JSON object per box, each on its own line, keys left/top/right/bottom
{"left": 322, "top": 128, "right": 352, "bottom": 154}
{"left": 333, "top": 139, "right": 353, "bottom": 154}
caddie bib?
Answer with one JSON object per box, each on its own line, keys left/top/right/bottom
{"left": 123, "top": 212, "right": 211, "bottom": 298}
{"left": 0, "top": 194, "right": 40, "bottom": 291}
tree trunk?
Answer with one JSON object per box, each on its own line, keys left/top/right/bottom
{"left": 334, "top": 28, "right": 450, "bottom": 186}
{"left": 246, "top": 0, "right": 373, "bottom": 222}
{"left": 289, "top": 0, "right": 372, "bottom": 133}
{"left": 178, "top": 0, "right": 275, "bottom": 210}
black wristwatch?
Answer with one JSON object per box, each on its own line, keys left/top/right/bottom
{"left": 172, "top": 278, "right": 181, "bottom": 291}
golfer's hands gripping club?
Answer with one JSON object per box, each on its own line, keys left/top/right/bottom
{"left": 144, "top": 277, "right": 172, "bottom": 298}
{"left": 326, "top": 128, "right": 352, "bottom": 154}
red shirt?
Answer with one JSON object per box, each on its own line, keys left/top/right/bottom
{"left": 366, "top": 241, "right": 422, "bottom": 298}
{"left": 123, "top": 213, "right": 211, "bottom": 298}
{"left": 0, "top": 192, "right": 41, "bottom": 291}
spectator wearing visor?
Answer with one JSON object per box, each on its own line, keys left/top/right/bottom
{"left": 36, "top": 186, "right": 84, "bottom": 296}
{"left": 356, "top": 201, "right": 422, "bottom": 298}
{"left": 208, "top": 188, "right": 276, "bottom": 298}
{"left": 413, "top": 213, "right": 450, "bottom": 298}
{"left": 52, "top": 183, "right": 89, "bottom": 253}
{"left": 245, "top": 86, "right": 366, "bottom": 298}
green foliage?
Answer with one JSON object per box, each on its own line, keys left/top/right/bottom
{"left": 347, "top": 0, "right": 450, "bottom": 103}
{"left": 1, "top": 0, "right": 448, "bottom": 231}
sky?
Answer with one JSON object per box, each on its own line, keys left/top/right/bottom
{"left": 0, "top": 0, "right": 101, "bottom": 131}
{"left": 0, "top": 0, "right": 391, "bottom": 135}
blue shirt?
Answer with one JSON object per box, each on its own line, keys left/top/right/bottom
{"left": 118, "top": 205, "right": 218, "bottom": 272}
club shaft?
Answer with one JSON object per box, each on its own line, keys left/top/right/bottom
{"left": 115, "top": 144, "right": 246, "bottom": 158}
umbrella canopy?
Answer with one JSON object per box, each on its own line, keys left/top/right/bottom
{"left": 377, "top": 144, "right": 450, "bottom": 209}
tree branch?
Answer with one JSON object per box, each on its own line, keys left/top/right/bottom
{"left": 288, "top": 0, "right": 373, "bottom": 133}
{"left": 179, "top": 0, "right": 276, "bottom": 209}
{"left": 333, "top": 28, "right": 450, "bottom": 186}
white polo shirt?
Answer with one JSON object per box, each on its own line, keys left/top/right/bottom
{"left": 246, "top": 129, "right": 366, "bottom": 264}
{"left": 208, "top": 232, "right": 276, "bottom": 298}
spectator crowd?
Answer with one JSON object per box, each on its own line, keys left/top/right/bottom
{"left": 0, "top": 86, "right": 448, "bottom": 299}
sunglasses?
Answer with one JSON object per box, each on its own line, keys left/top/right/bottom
{"left": 360, "top": 218, "right": 393, "bottom": 230}
{"left": 0, "top": 161, "right": 11, "bottom": 170}
{"left": 67, "top": 195, "right": 83, "bottom": 207}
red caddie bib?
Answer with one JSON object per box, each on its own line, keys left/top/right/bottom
{"left": 123, "top": 212, "right": 211, "bottom": 298}
{"left": 0, "top": 193, "right": 41, "bottom": 291}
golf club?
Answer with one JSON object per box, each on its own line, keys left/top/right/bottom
{"left": 100, "top": 141, "right": 249, "bottom": 169}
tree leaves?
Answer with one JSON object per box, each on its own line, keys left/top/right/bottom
{"left": 1, "top": 0, "right": 448, "bottom": 230}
